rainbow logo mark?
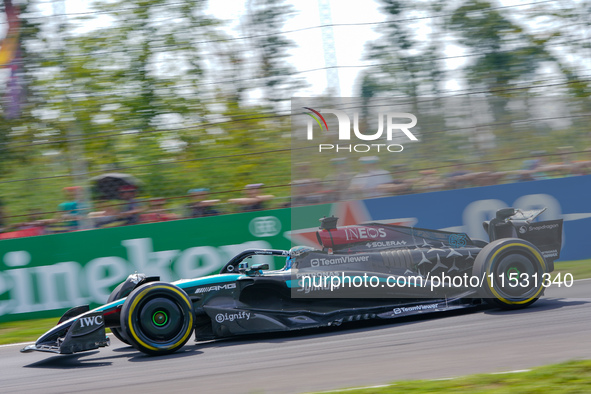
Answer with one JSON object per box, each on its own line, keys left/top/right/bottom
{"left": 303, "top": 107, "right": 329, "bottom": 133}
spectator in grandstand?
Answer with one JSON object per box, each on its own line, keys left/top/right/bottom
{"left": 573, "top": 148, "right": 591, "bottom": 175}
{"left": 290, "top": 162, "right": 314, "bottom": 206}
{"left": 558, "top": 146, "right": 575, "bottom": 166}
{"left": 117, "top": 185, "right": 144, "bottom": 225}
{"left": 412, "top": 169, "right": 447, "bottom": 192}
{"left": 349, "top": 156, "right": 393, "bottom": 199}
{"left": 293, "top": 161, "right": 313, "bottom": 181}
{"left": 576, "top": 161, "right": 591, "bottom": 175}
{"left": 14, "top": 209, "right": 51, "bottom": 236}
{"left": 228, "top": 183, "right": 274, "bottom": 212}
{"left": 444, "top": 160, "right": 471, "bottom": 189}
{"left": 185, "top": 188, "right": 221, "bottom": 218}
{"left": 322, "top": 157, "right": 355, "bottom": 202}
{"left": 289, "top": 161, "right": 333, "bottom": 206}
{"left": 291, "top": 179, "right": 329, "bottom": 206}
{"left": 57, "top": 186, "right": 83, "bottom": 231}
{"left": 540, "top": 146, "right": 578, "bottom": 178}
{"left": 141, "top": 197, "right": 179, "bottom": 223}
{"left": 377, "top": 164, "right": 413, "bottom": 196}
{"left": 570, "top": 150, "right": 588, "bottom": 175}
{"left": 472, "top": 171, "right": 506, "bottom": 187}
{"left": 517, "top": 156, "right": 548, "bottom": 182}
{"left": 88, "top": 199, "right": 119, "bottom": 228}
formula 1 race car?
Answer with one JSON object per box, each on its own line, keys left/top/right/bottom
{"left": 22, "top": 207, "right": 562, "bottom": 356}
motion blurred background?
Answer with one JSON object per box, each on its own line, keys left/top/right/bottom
{"left": 1, "top": 0, "right": 590, "bottom": 233}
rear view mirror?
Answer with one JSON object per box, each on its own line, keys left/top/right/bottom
{"left": 496, "top": 208, "right": 516, "bottom": 220}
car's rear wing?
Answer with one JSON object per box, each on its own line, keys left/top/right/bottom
{"left": 484, "top": 208, "right": 563, "bottom": 269}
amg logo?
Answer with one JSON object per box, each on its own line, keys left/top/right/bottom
{"left": 195, "top": 283, "right": 237, "bottom": 294}
{"left": 79, "top": 315, "right": 103, "bottom": 327}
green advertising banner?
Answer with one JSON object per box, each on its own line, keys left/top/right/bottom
{"left": 0, "top": 205, "right": 332, "bottom": 322}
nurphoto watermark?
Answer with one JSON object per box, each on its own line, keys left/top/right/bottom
{"left": 304, "top": 107, "right": 417, "bottom": 153}
{"left": 292, "top": 98, "right": 420, "bottom": 155}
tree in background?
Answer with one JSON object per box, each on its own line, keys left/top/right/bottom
{"left": 243, "top": 0, "right": 305, "bottom": 106}
{"left": 449, "top": 0, "right": 591, "bottom": 158}
{"left": 0, "top": 0, "right": 44, "bottom": 165}
{"left": 359, "top": 0, "right": 450, "bottom": 164}
{"left": 359, "top": 0, "right": 591, "bottom": 166}
{"left": 1, "top": 0, "right": 591, "bottom": 223}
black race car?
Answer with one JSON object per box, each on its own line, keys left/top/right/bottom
{"left": 22, "top": 207, "right": 562, "bottom": 356}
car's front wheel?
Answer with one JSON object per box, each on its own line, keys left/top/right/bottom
{"left": 120, "top": 282, "right": 194, "bottom": 355}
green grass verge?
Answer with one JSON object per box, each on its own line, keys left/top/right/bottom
{"left": 0, "top": 317, "right": 60, "bottom": 345}
{"left": 1, "top": 259, "right": 589, "bottom": 346}
{"left": 0, "top": 317, "right": 120, "bottom": 345}
{"left": 554, "top": 259, "right": 591, "bottom": 281}
{"left": 322, "top": 359, "right": 591, "bottom": 393}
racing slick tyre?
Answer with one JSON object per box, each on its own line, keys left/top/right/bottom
{"left": 472, "top": 238, "right": 546, "bottom": 310}
{"left": 107, "top": 282, "right": 130, "bottom": 345}
{"left": 120, "top": 282, "right": 194, "bottom": 356}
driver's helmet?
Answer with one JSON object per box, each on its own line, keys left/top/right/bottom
{"left": 284, "top": 245, "right": 315, "bottom": 270}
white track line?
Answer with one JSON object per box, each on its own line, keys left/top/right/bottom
{"left": 314, "top": 384, "right": 393, "bottom": 393}
{"left": 0, "top": 333, "right": 114, "bottom": 349}
{"left": 314, "top": 369, "right": 533, "bottom": 393}
{"left": 0, "top": 341, "right": 35, "bottom": 348}
{"left": 490, "top": 369, "right": 532, "bottom": 375}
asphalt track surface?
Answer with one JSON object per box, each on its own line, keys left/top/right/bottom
{"left": 1, "top": 280, "right": 589, "bottom": 394}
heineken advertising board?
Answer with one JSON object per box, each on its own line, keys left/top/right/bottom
{"left": 0, "top": 205, "right": 331, "bottom": 322}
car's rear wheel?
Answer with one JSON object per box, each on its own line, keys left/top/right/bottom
{"left": 120, "top": 282, "right": 194, "bottom": 356}
{"left": 472, "top": 238, "right": 546, "bottom": 309}
{"left": 107, "top": 282, "right": 130, "bottom": 345}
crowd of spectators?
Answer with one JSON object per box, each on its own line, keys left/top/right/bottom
{"left": 1, "top": 148, "right": 590, "bottom": 239}
{"left": 0, "top": 182, "right": 281, "bottom": 238}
